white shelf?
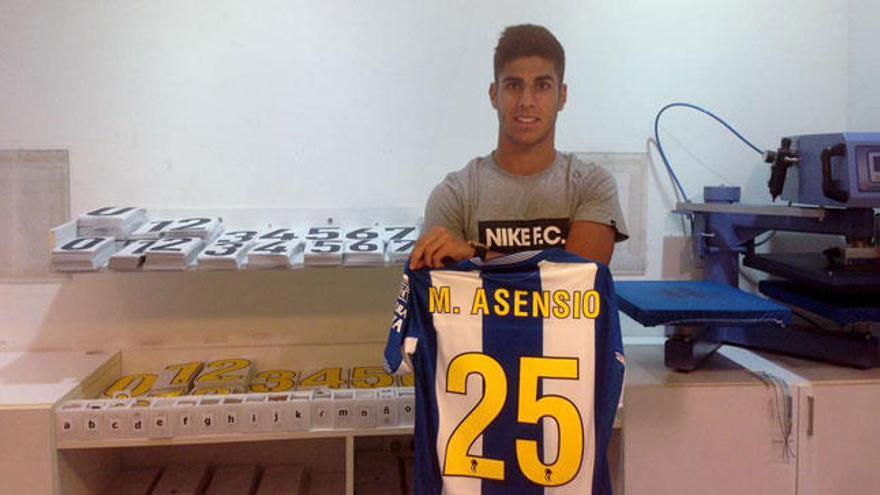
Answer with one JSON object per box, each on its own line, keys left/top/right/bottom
{"left": 60, "top": 263, "right": 406, "bottom": 275}
{"left": 57, "top": 425, "right": 412, "bottom": 450}
{"left": 0, "top": 351, "right": 116, "bottom": 406}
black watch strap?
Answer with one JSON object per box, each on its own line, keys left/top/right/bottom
{"left": 468, "top": 241, "right": 489, "bottom": 260}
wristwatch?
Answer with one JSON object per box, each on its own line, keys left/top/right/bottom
{"left": 467, "top": 240, "right": 489, "bottom": 260}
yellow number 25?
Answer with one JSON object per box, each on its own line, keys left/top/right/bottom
{"left": 443, "top": 353, "right": 583, "bottom": 487}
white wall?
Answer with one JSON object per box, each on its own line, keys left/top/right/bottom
{"left": 848, "top": 0, "right": 880, "bottom": 130}
{"left": 0, "top": 0, "right": 863, "bottom": 351}
{"left": 0, "top": 1, "right": 849, "bottom": 211}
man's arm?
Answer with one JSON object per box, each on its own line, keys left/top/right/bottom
{"left": 567, "top": 162, "right": 628, "bottom": 265}
{"left": 565, "top": 220, "right": 616, "bottom": 265}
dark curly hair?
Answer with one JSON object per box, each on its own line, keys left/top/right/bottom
{"left": 494, "top": 24, "right": 565, "bottom": 83}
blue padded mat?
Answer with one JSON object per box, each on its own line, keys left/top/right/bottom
{"left": 616, "top": 281, "right": 792, "bottom": 327}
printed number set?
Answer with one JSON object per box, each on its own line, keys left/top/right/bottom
{"left": 52, "top": 207, "right": 420, "bottom": 271}
{"left": 99, "top": 360, "right": 414, "bottom": 398}
{"left": 56, "top": 359, "right": 415, "bottom": 441}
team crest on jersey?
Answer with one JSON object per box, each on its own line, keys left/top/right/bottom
{"left": 398, "top": 273, "right": 410, "bottom": 302}
{"left": 478, "top": 218, "right": 569, "bottom": 254}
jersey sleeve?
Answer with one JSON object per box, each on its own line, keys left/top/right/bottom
{"left": 573, "top": 163, "right": 630, "bottom": 242}
{"left": 591, "top": 263, "right": 626, "bottom": 495}
{"left": 383, "top": 268, "right": 429, "bottom": 375}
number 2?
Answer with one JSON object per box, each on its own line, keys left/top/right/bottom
{"left": 443, "top": 354, "right": 507, "bottom": 480}
{"left": 442, "top": 354, "right": 584, "bottom": 486}
{"left": 197, "top": 359, "right": 252, "bottom": 384}
{"left": 150, "top": 238, "right": 191, "bottom": 252}
{"left": 171, "top": 218, "right": 211, "bottom": 231}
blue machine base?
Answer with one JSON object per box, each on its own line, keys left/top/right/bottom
{"left": 662, "top": 323, "right": 880, "bottom": 371}
{"left": 706, "top": 325, "right": 879, "bottom": 369}
{"left": 759, "top": 280, "right": 880, "bottom": 325}
{"left": 745, "top": 254, "right": 880, "bottom": 295}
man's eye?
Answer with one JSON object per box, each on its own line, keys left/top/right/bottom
{"left": 505, "top": 82, "right": 520, "bottom": 90}
{"left": 539, "top": 82, "right": 552, "bottom": 90}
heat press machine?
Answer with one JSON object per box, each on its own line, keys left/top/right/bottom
{"left": 617, "top": 132, "right": 880, "bottom": 371}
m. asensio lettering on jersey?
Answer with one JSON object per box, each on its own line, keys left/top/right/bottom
{"left": 428, "top": 286, "right": 602, "bottom": 319}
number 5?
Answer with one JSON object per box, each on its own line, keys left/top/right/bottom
{"left": 517, "top": 357, "right": 583, "bottom": 486}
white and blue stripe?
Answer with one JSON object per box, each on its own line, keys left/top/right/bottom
{"left": 384, "top": 249, "right": 623, "bottom": 495}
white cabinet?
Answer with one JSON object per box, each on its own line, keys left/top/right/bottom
{"left": 624, "top": 345, "right": 880, "bottom": 495}
{"left": 762, "top": 353, "right": 880, "bottom": 495}
{"left": 0, "top": 351, "right": 116, "bottom": 494}
{"left": 623, "top": 345, "right": 798, "bottom": 495}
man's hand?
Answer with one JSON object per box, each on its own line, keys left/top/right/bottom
{"left": 409, "top": 226, "right": 474, "bottom": 270}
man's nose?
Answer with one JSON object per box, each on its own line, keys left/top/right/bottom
{"left": 518, "top": 86, "right": 537, "bottom": 107}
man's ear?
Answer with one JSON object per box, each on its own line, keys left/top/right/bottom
{"left": 558, "top": 83, "right": 568, "bottom": 111}
{"left": 489, "top": 82, "right": 498, "bottom": 109}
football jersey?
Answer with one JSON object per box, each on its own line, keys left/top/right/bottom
{"left": 384, "top": 249, "right": 624, "bottom": 495}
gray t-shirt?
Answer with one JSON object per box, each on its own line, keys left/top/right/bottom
{"left": 424, "top": 152, "right": 629, "bottom": 254}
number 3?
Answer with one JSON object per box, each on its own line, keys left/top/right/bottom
{"left": 443, "top": 354, "right": 583, "bottom": 486}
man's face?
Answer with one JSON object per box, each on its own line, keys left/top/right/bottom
{"left": 490, "top": 56, "right": 567, "bottom": 148}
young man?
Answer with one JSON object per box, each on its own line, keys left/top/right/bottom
{"left": 411, "top": 24, "right": 628, "bottom": 269}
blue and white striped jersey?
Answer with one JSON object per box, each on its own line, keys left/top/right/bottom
{"left": 384, "top": 249, "right": 624, "bottom": 495}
